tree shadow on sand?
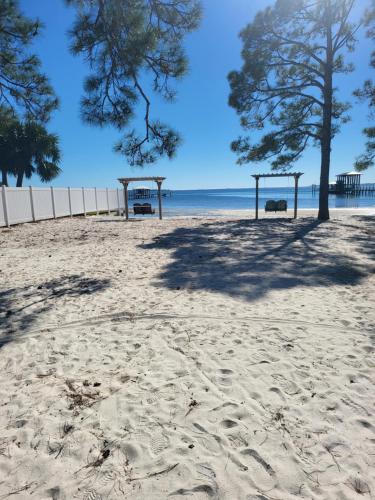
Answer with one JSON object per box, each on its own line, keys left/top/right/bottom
{"left": 0, "top": 274, "right": 110, "bottom": 348}
{"left": 343, "top": 215, "right": 375, "bottom": 260}
{"left": 140, "top": 217, "right": 375, "bottom": 302}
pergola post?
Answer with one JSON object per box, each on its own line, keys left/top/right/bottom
{"left": 156, "top": 180, "right": 163, "bottom": 220}
{"left": 124, "top": 182, "right": 129, "bottom": 220}
{"left": 255, "top": 176, "right": 259, "bottom": 220}
{"left": 294, "top": 174, "right": 299, "bottom": 219}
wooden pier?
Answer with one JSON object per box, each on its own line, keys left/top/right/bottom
{"left": 128, "top": 190, "right": 172, "bottom": 200}
{"left": 312, "top": 183, "right": 375, "bottom": 196}
{"left": 312, "top": 172, "right": 375, "bottom": 196}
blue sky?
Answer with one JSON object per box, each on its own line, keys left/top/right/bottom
{"left": 19, "top": 0, "right": 375, "bottom": 190}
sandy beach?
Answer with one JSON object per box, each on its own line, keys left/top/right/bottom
{"left": 0, "top": 211, "right": 374, "bottom": 499}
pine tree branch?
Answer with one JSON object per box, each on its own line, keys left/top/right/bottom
{"left": 270, "top": 31, "right": 325, "bottom": 66}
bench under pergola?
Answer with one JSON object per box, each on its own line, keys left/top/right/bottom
{"left": 252, "top": 172, "right": 304, "bottom": 220}
{"left": 118, "top": 176, "right": 166, "bottom": 220}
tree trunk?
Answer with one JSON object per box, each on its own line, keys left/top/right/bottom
{"left": 16, "top": 171, "right": 24, "bottom": 187}
{"left": 319, "top": 124, "right": 331, "bottom": 221}
{"left": 1, "top": 169, "right": 8, "bottom": 187}
{"left": 318, "top": 2, "right": 333, "bottom": 221}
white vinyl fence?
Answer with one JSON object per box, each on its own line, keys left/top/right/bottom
{"left": 0, "top": 186, "right": 125, "bottom": 227}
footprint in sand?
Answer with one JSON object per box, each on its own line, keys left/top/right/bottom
{"left": 340, "top": 319, "right": 351, "bottom": 327}
{"left": 238, "top": 448, "right": 276, "bottom": 491}
{"left": 196, "top": 463, "right": 216, "bottom": 480}
{"left": 82, "top": 489, "right": 102, "bottom": 500}
{"left": 145, "top": 392, "right": 159, "bottom": 405}
{"left": 269, "top": 387, "right": 286, "bottom": 402}
{"left": 220, "top": 419, "right": 238, "bottom": 429}
{"left": 193, "top": 423, "right": 222, "bottom": 454}
{"left": 169, "top": 484, "right": 217, "bottom": 499}
{"left": 217, "top": 369, "right": 234, "bottom": 387}
{"left": 271, "top": 374, "right": 300, "bottom": 396}
{"left": 46, "top": 487, "right": 64, "bottom": 500}
{"left": 356, "top": 419, "right": 375, "bottom": 433}
{"left": 96, "top": 470, "right": 123, "bottom": 492}
{"left": 210, "top": 401, "right": 239, "bottom": 412}
{"left": 150, "top": 433, "right": 170, "bottom": 455}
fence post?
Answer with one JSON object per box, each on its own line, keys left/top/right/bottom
{"left": 94, "top": 187, "right": 98, "bottom": 215}
{"left": 2, "top": 185, "right": 9, "bottom": 227}
{"left": 68, "top": 187, "right": 72, "bottom": 218}
{"left": 50, "top": 186, "right": 56, "bottom": 218}
{"left": 116, "top": 188, "right": 121, "bottom": 216}
{"left": 82, "top": 187, "right": 86, "bottom": 217}
{"left": 106, "top": 187, "right": 110, "bottom": 215}
{"left": 29, "top": 186, "right": 36, "bottom": 222}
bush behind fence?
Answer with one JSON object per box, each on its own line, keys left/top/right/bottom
{"left": 0, "top": 186, "right": 125, "bottom": 227}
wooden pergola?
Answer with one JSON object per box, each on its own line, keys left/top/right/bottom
{"left": 252, "top": 172, "right": 304, "bottom": 220}
{"left": 118, "top": 176, "right": 166, "bottom": 220}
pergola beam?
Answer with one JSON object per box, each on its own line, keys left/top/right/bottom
{"left": 251, "top": 172, "right": 304, "bottom": 178}
{"left": 118, "top": 176, "right": 166, "bottom": 183}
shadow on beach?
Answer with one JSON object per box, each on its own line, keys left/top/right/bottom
{"left": 0, "top": 274, "right": 110, "bottom": 349}
{"left": 140, "top": 216, "right": 375, "bottom": 302}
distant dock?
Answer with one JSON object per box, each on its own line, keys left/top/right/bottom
{"left": 312, "top": 171, "right": 375, "bottom": 196}
{"left": 312, "top": 183, "right": 375, "bottom": 196}
{"left": 128, "top": 189, "right": 172, "bottom": 200}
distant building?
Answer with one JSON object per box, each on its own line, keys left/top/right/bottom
{"left": 314, "top": 171, "right": 374, "bottom": 196}
{"left": 132, "top": 186, "right": 151, "bottom": 199}
{"left": 326, "top": 172, "right": 362, "bottom": 194}
{"left": 335, "top": 172, "right": 361, "bottom": 192}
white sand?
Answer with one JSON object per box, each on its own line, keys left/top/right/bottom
{"left": 0, "top": 211, "right": 374, "bottom": 499}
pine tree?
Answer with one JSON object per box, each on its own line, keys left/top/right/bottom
{"left": 354, "top": 0, "right": 375, "bottom": 171}
{"left": 0, "top": 106, "right": 17, "bottom": 186}
{"left": 228, "top": 0, "right": 360, "bottom": 220}
{"left": 66, "top": 0, "right": 201, "bottom": 166}
{"left": 0, "top": 0, "right": 58, "bottom": 122}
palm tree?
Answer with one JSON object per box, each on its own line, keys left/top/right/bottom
{"left": 0, "top": 130, "right": 13, "bottom": 186}
{"left": 10, "top": 121, "right": 61, "bottom": 187}
{"left": 0, "top": 107, "right": 17, "bottom": 186}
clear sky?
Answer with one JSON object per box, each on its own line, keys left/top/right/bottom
{"left": 19, "top": 0, "right": 375, "bottom": 190}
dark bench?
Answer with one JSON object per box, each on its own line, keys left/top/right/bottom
{"left": 265, "top": 199, "right": 288, "bottom": 212}
{"left": 133, "top": 203, "right": 155, "bottom": 215}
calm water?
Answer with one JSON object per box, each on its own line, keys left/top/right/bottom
{"left": 151, "top": 186, "right": 375, "bottom": 216}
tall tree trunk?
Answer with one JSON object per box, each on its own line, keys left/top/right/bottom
{"left": 318, "top": 2, "right": 333, "bottom": 221}
{"left": 1, "top": 169, "right": 8, "bottom": 186}
{"left": 319, "top": 112, "right": 332, "bottom": 220}
{"left": 16, "top": 171, "right": 24, "bottom": 187}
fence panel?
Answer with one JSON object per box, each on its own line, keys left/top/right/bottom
{"left": 96, "top": 188, "right": 108, "bottom": 211}
{"left": 33, "top": 188, "right": 54, "bottom": 220}
{"left": 53, "top": 188, "right": 71, "bottom": 217}
{"left": 6, "top": 187, "right": 33, "bottom": 225}
{"left": 108, "top": 189, "right": 119, "bottom": 211}
{"left": 84, "top": 188, "right": 96, "bottom": 213}
{"left": 70, "top": 188, "right": 84, "bottom": 215}
{"left": 0, "top": 186, "right": 126, "bottom": 227}
{"left": 118, "top": 188, "right": 125, "bottom": 209}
